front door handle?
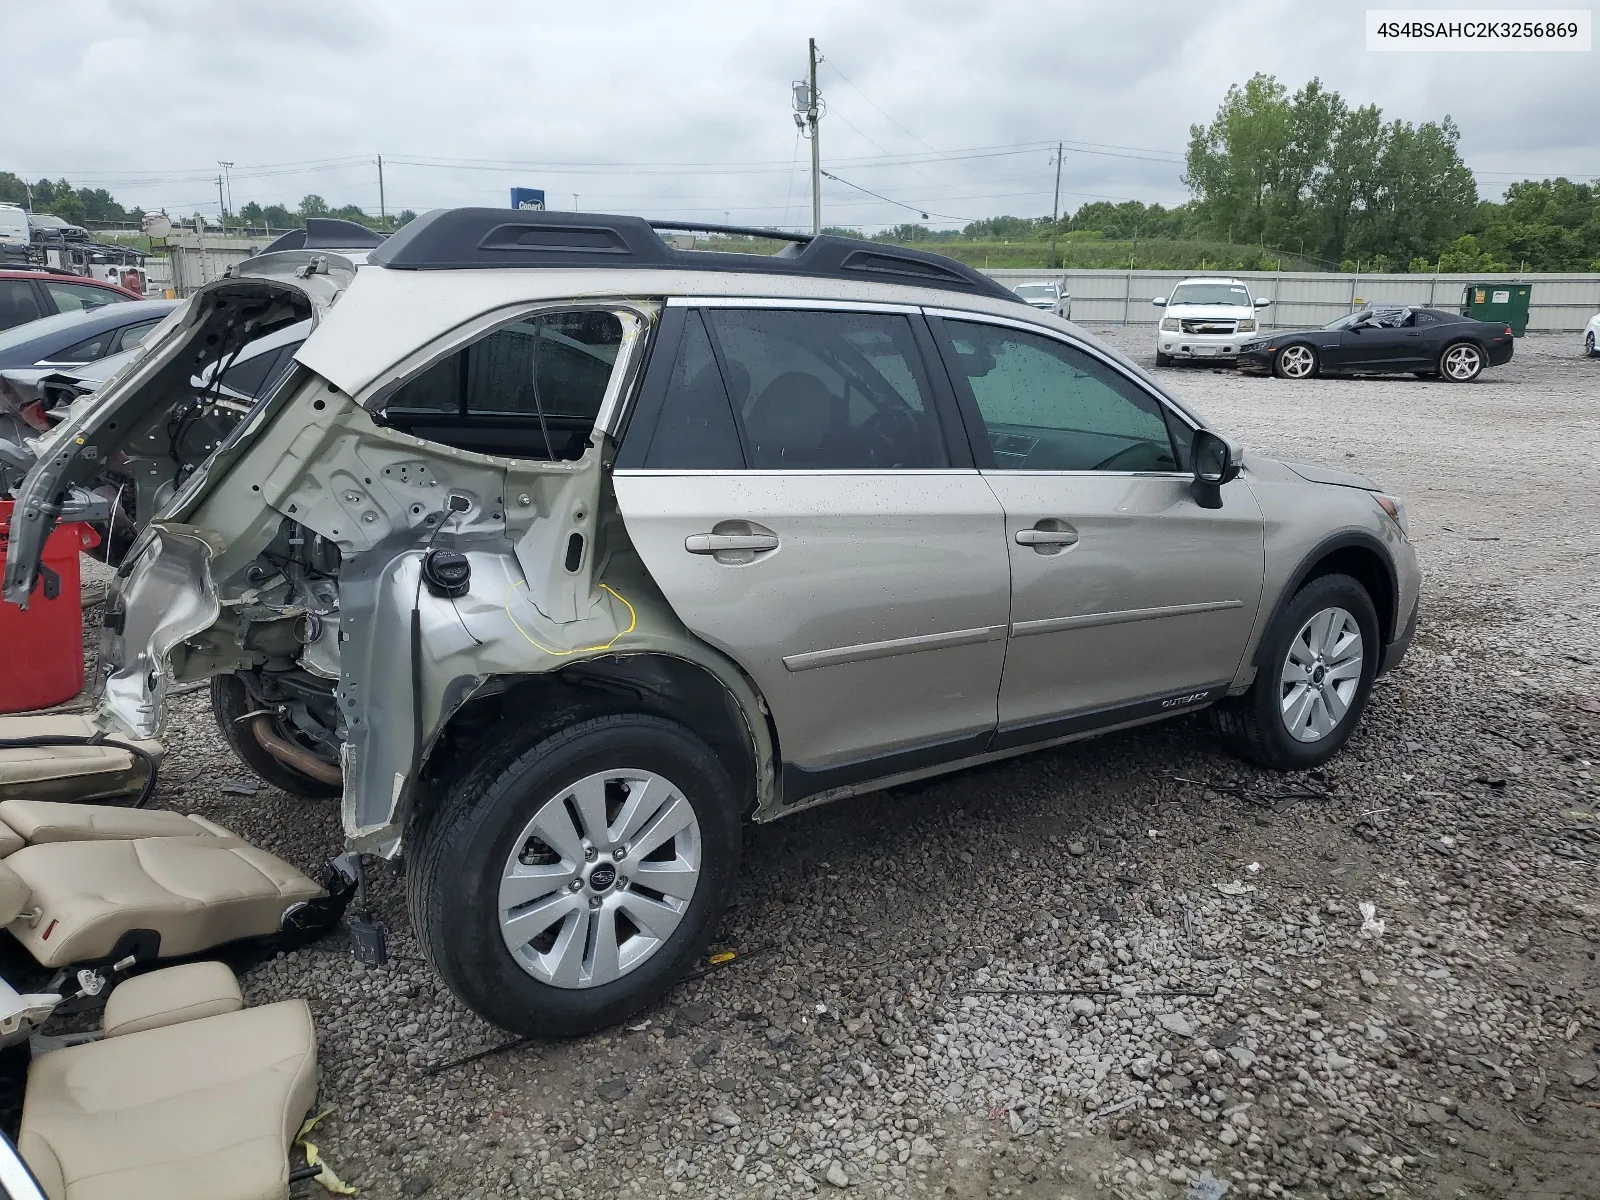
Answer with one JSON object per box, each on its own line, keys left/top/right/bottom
{"left": 1015, "top": 522, "right": 1079, "bottom": 552}
{"left": 685, "top": 533, "right": 779, "bottom": 554}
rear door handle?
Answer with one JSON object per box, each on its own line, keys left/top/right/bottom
{"left": 685, "top": 533, "right": 779, "bottom": 554}
{"left": 1015, "top": 525, "right": 1078, "bottom": 548}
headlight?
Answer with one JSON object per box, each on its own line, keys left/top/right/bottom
{"left": 1237, "top": 319, "right": 1256, "bottom": 333}
{"left": 1160, "top": 317, "right": 1179, "bottom": 331}
{"left": 1373, "top": 493, "right": 1408, "bottom": 537}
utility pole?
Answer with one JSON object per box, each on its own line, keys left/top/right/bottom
{"left": 1049, "top": 142, "right": 1063, "bottom": 269}
{"left": 808, "top": 38, "right": 821, "bottom": 235}
{"left": 215, "top": 175, "right": 226, "bottom": 234}
{"left": 377, "top": 155, "right": 386, "bottom": 224}
{"left": 217, "top": 161, "right": 233, "bottom": 230}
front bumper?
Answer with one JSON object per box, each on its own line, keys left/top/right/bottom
{"left": 1235, "top": 346, "right": 1276, "bottom": 373}
{"left": 1379, "top": 592, "right": 1420, "bottom": 675}
{"left": 1158, "top": 331, "right": 1250, "bottom": 360}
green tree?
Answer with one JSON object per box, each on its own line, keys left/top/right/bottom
{"left": 46, "top": 180, "right": 85, "bottom": 224}
{"left": 297, "top": 194, "right": 330, "bottom": 219}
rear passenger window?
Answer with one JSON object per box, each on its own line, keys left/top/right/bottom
{"left": 383, "top": 311, "right": 623, "bottom": 459}
{"left": 704, "top": 309, "right": 946, "bottom": 470}
{"left": 0, "top": 281, "right": 44, "bottom": 331}
{"left": 643, "top": 311, "right": 744, "bottom": 469}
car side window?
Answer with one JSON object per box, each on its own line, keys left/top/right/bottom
{"left": 0, "top": 281, "right": 43, "bottom": 330}
{"left": 43, "top": 282, "right": 119, "bottom": 313}
{"left": 51, "top": 330, "right": 116, "bottom": 363}
{"left": 643, "top": 311, "right": 745, "bottom": 469}
{"left": 215, "top": 347, "right": 286, "bottom": 398}
{"left": 702, "top": 308, "right": 947, "bottom": 470}
{"left": 1408, "top": 310, "right": 1439, "bottom": 327}
{"left": 940, "top": 320, "right": 1179, "bottom": 472}
{"left": 115, "top": 321, "right": 160, "bottom": 351}
{"left": 382, "top": 310, "right": 623, "bottom": 459}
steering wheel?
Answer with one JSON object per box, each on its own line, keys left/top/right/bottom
{"left": 859, "top": 402, "right": 923, "bottom": 466}
{"left": 1089, "top": 440, "right": 1171, "bottom": 472}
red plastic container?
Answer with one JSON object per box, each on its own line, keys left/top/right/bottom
{"left": 0, "top": 500, "right": 100, "bottom": 713}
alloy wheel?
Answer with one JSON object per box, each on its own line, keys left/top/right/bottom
{"left": 1587, "top": 332, "right": 1596, "bottom": 357}
{"left": 1442, "top": 344, "right": 1483, "bottom": 380}
{"left": 1278, "top": 344, "right": 1316, "bottom": 378}
{"left": 1279, "top": 607, "right": 1364, "bottom": 743}
{"left": 498, "top": 768, "right": 701, "bottom": 988}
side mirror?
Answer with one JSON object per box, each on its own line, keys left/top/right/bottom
{"left": 1254, "top": 297, "right": 1270, "bottom": 308}
{"left": 1190, "top": 429, "right": 1242, "bottom": 509}
{"left": 1151, "top": 297, "right": 1167, "bottom": 307}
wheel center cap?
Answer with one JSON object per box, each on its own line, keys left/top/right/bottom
{"left": 588, "top": 863, "right": 617, "bottom": 892}
{"left": 1312, "top": 664, "right": 1326, "bottom": 684}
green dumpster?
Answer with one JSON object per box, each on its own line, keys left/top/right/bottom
{"left": 1460, "top": 282, "right": 1531, "bottom": 336}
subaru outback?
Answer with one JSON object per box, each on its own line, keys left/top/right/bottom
{"left": 2, "top": 211, "right": 1420, "bottom": 1036}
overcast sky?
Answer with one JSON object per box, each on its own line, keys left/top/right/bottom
{"left": 9, "top": 0, "right": 1596, "bottom": 231}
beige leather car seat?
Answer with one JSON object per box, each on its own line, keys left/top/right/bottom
{"left": 0, "top": 800, "right": 229, "bottom": 858}
{"left": 16, "top": 962, "right": 317, "bottom": 1200}
{"left": 0, "top": 817, "right": 325, "bottom": 969}
{"left": 0, "top": 715, "right": 163, "bottom": 805}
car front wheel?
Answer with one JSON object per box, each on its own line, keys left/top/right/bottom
{"left": 1440, "top": 341, "right": 1484, "bottom": 382}
{"left": 408, "top": 711, "right": 741, "bottom": 1038}
{"left": 1211, "top": 573, "right": 1380, "bottom": 770}
{"left": 1155, "top": 351, "right": 1172, "bottom": 368}
{"left": 1273, "top": 344, "right": 1318, "bottom": 379}
{"left": 1585, "top": 331, "right": 1597, "bottom": 358}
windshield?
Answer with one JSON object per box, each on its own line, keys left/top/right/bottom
{"left": 1013, "top": 284, "right": 1056, "bottom": 300}
{"left": 0, "top": 309, "right": 96, "bottom": 352}
{"left": 1169, "top": 283, "right": 1251, "bottom": 307}
{"left": 1323, "top": 307, "right": 1406, "bottom": 331}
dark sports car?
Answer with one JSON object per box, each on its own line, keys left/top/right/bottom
{"left": 1237, "top": 306, "right": 1514, "bottom": 382}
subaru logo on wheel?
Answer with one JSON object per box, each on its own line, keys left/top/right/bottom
{"left": 589, "top": 863, "right": 617, "bottom": 891}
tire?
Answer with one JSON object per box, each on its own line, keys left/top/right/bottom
{"left": 1585, "top": 331, "right": 1597, "bottom": 358}
{"left": 1439, "top": 341, "right": 1484, "bottom": 382}
{"left": 1210, "top": 573, "right": 1381, "bottom": 771}
{"left": 408, "top": 711, "right": 742, "bottom": 1038}
{"left": 210, "top": 674, "right": 342, "bottom": 799}
{"left": 1155, "top": 351, "right": 1172, "bottom": 368}
{"left": 1272, "top": 343, "right": 1318, "bottom": 379}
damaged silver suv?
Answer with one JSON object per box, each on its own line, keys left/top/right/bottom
{"left": 3, "top": 212, "right": 1420, "bottom": 1036}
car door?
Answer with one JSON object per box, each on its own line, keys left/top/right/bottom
{"left": 926, "top": 311, "right": 1265, "bottom": 749}
{"left": 1337, "top": 313, "right": 1412, "bottom": 370}
{"left": 613, "top": 300, "right": 1011, "bottom": 794}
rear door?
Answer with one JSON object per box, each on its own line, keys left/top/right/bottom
{"left": 927, "top": 311, "right": 1264, "bottom": 747}
{"left": 614, "top": 299, "right": 1011, "bottom": 796}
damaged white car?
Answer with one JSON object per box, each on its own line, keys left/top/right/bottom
{"left": 3, "top": 211, "right": 1419, "bottom": 1036}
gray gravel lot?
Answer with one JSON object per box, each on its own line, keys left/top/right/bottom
{"left": 80, "top": 332, "right": 1600, "bottom": 1199}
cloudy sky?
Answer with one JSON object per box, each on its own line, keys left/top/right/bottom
{"left": 9, "top": 0, "right": 1596, "bottom": 231}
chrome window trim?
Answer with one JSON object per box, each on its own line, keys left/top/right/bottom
{"left": 666, "top": 296, "right": 924, "bottom": 315}
{"left": 1011, "top": 599, "right": 1245, "bottom": 639}
{"left": 921, "top": 305, "right": 1201, "bottom": 433}
{"left": 782, "top": 624, "right": 1007, "bottom": 673}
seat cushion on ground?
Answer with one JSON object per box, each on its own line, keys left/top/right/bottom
{"left": 0, "top": 858, "right": 31, "bottom": 925}
{"left": 0, "top": 714, "right": 164, "bottom": 805}
{"left": 0, "top": 801, "right": 226, "bottom": 851}
{"left": 4, "top": 837, "right": 325, "bottom": 968}
{"left": 102, "top": 961, "right": 244, "bottom": 1039}
{"left": 19, "top": 998, "right": 316, "bottom": 1200}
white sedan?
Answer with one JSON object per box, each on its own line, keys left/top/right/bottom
{"left": 1585, "top": 310, "right": 1599, "bottom": 358}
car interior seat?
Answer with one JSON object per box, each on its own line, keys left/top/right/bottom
{"left": 743, "top": 370, "right": 844, "bottom": 467}
{"left": 0, "top": 714, "right": 163, "bottom": 805}
{"left": 0, "top": 800, "right": 346, "bottom": 972}
{"left": 13, "top": 960, "right": 318, "bottom": 1200}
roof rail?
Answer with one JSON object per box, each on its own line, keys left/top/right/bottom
{"left": 368, "top": 209, "right": 1013, "bottom": 301}
{"left": 263, "top": 218, "right": 389, "bottom": 254}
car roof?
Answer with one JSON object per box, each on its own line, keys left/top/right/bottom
{"left": 1173, "top": 277, "right": 1249, "bottom": 287}
{"left": 0, "top": 269, "right": 130, "bottom": 287}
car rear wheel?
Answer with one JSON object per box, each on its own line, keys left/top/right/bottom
{"left": 408, "top": 711, "right": 741, "bottom": 1038}
{"left": 1211, "top": 573, "right": 1380, "bottom": 770}
{"left": 211, "top": 674, "right": 342, "bottom": 799}
{"left": 1440, "top": 341, "right": 1484, "bottom": 382}
{"left": 1585, "top": 331, "right": 1597, "bottom": 358}
{"left": 1273, "top": 344, "right": 1318, "bottom": 379}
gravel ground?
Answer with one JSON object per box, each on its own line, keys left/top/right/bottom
{"left": 69, "top": 332, "right": 1600, "bottom": 1199}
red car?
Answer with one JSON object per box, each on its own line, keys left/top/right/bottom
{"left": 0, "top": 270, "right": 144, "bottom": 334}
